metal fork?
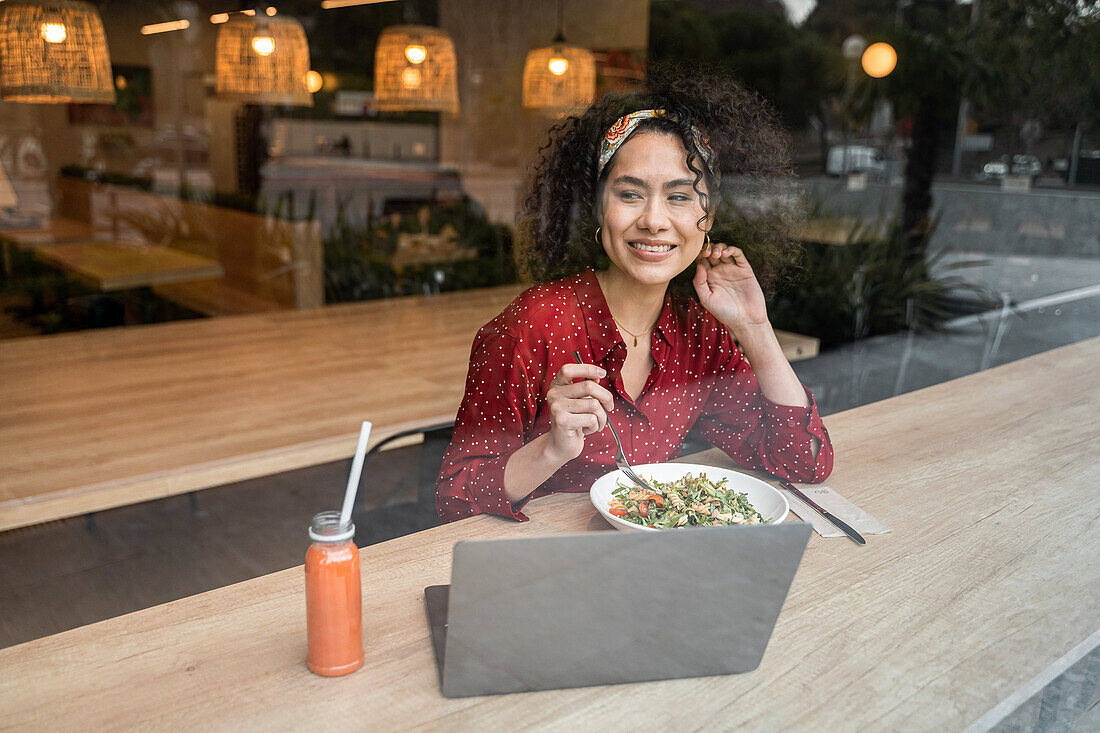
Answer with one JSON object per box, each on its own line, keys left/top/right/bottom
{"left": 571, "top": 351, "right": 655, "bottom": 493}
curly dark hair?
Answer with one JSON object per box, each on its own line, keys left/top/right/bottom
{"left": 519, "top": 67, "right": 802, "bottom": 293}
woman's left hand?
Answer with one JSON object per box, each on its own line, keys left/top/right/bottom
{"left": 692, "top": 242, "right": 769, "bottom": 331}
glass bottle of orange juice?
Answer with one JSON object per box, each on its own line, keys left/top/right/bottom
{"left": 305, "top": 511, "right": 364, "bottom": 676}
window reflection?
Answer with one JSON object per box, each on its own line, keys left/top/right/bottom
{"left": 0, "top": 0, "right": 1095, "bottom": 377}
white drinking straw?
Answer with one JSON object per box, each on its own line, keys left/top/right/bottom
{"left": 339, "top": 420, "right": 372, "bottom": 529}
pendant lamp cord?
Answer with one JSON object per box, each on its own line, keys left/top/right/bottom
{"left": 403, "top": 0, "right": 424, "bottom": 25}
{"left": 554, "top": 0, "right": 565, "bottom": 44}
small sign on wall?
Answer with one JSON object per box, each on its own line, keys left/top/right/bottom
{"left": 334, "top": 92, "right": 376, "bottom": 117}
{"left": 962, "top": 133, "right": 994, "bottom": 152}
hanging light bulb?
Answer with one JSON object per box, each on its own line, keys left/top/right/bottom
{"left": 251, "top": 35, "right": 276, "bottom": 56}
{"left": 374, "top": 25, "right": 458, "bottom": 113}
{"left": 0, "top": 0, "right": 115, "bottom": 104}
{"left": 40, "top": 22, "right": 67, "bottom": 43}
{"left": 215, "top": 13, "right": 311, "bottom": 106}
{"left": 305, "top": 69, "right": 323, "bottom": 93}
{"left": 522, "top": 0, "right": 595, "bottom": 114}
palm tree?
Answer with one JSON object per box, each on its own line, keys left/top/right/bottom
{"left": 881, "top": 1, "right": 982, "bottom": 265}
{"left": 968, "top": 0, "right": 1100, "bottom": 176}
{"left": 883, "top": 0, "right": 1098, "bottom": 262}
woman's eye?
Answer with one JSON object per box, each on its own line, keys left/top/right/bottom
{"left": 669, "top": 193, "right": 693, "bottom": 202}
{"left": 619, "top": 191, "right": 642, "bottom": 200}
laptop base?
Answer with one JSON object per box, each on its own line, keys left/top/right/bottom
{"left": 424, "top": 584, "right": 450, "bottom": 684}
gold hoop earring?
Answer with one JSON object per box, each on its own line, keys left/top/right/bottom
{"left": 594, "top": 227, "right": 602, "bottom": 245}
{"left": 704, "top": 233, "right": 711, "bottom": 246}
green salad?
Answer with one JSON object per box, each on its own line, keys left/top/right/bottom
{"left": 609, "top": 472, "right": 768, "bottom": 529}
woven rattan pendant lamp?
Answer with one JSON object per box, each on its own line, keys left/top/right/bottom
{"left": 522, "top": 0, "right": 595, "bottom": 114}
{"left": 215, "top": 10, "right": 312, "bottom": 107}
{"left": 0, "top": 0, "right": 115, "bottom": 104}
{"left": 374, "top": 23, "right": 458, "bottom": 114}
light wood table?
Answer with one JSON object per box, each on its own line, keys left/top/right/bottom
{"left": 0, "top": 217, "right": 100, "bottom": 247}
{"left": 791, "top": 217, "right": 886, "bottom": 246}
{"left": 29, "top": 241, "right": 224, "bottom": 292}
{"left": 0, "top": 338, "right": 1096, "bottom": 729}
{"left": 1, "top": 217, "right": 101, "bottom": 275}
{"left": 389, "top": 243, "right": 480, "bottom": 293}
{"left": 0, "top": 285, "right": 816, "bottom": 532}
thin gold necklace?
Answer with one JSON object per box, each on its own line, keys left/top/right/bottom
{"left": 596, "top": 271, "right": 658, "bottom": 347}
{"left": 609, "top": 313, "right": 655, "bottom": 347}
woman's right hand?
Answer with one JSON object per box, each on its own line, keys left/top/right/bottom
{"left": 543, "top": 362, "right": 615, "bottom": 464}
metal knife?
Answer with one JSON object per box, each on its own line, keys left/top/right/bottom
{"left": 777, "top": 479, "right": 866, "bottom": 545}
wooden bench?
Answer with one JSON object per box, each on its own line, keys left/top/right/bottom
{"left": 54, "top": 178, "right": 324, "bottom": 314}
{"left": 152, "top": 280, "right": 283, "bottom": 316}
{"left": 791, "top": 217, "right": 887, "bottom": 246}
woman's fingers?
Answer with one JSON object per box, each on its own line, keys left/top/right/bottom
{"left": 551, "top": 362, "right": 605, "bottom": 387}
{"left": 710, "top": 243, "right": 735, "bottom": 264}
{"left": 548, "top": 388, "right": 610, "bottom": 433}
{"left": 700, "top": 242, "right": 747, "bottom": 265}
{"left": 693, "top": 259, "right": 709, "bottom": 287}
{"left": 548, "top": 396, "right": 604, "bottom": 434}
{"left": 547, "top": 361, "right": 613, "bottom": 439}
{"left": 561, "top": 397, "right": 608, "bottom": 430}
{"left": 553, "top": 404, "right": 604, "bottom": 435}
{"left": 554, "top": 378, "right": 615, "bottom": 413}
{"left": 700, "top": 242, "right": 722, "bottom": 263}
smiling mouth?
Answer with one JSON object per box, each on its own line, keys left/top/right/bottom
{"left": 629, "top": 242, "right": 675, "bottom": 253}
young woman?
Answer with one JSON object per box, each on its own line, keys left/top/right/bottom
{"left": 436, "top": 73, "right": 833, "bottom": 523}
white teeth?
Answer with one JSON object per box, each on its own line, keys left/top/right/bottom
{"left": 631, "top": 243, "right": 673, "bottom": 252}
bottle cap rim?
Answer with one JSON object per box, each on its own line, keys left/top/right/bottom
{"left": 309, "top": 511, "right": 355, "bottom": 543}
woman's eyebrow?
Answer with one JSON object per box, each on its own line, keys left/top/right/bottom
{"left": 611, "top": 176, "right": 696, "bottom": 190}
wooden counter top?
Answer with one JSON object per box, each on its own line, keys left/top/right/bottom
{"left": 0, "top": 285, "right": 816, "bottom": 532}
{"left": 0, "top": 217, "right": 100, "bottom": 247}
{"left": 30, "top": 241, "right": 224, "bottom": 292}
{"left": 1, "top": 338, "right": 1096, "bottom": 729}
{"left": 0, "top": 286, "right": 523, "bottom": 531}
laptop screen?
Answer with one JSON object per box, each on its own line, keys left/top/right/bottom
{"left": 429, "top": 522, "right": 811, "bottom": 697}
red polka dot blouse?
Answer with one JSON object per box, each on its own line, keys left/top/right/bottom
{"left": 436, "top": 270, "right": 833, "bottom": 523}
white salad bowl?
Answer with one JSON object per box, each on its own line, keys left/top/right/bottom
{"left": 589, "top": 462, "right": 790, "bottom": 532}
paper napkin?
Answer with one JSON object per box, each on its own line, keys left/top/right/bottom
{"left": 780, "top": 485, "right": 891, "bottom": 538}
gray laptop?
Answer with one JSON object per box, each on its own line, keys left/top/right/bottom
{"left": 425, "top": 522, "right": 812, "bottom": 697}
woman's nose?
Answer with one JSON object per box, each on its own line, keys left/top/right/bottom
{"left": 637, "top": 199, "right": 671, "bottom": 232}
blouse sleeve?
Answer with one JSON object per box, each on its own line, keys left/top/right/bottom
{"left": 435, "top": 331, "right": 540, "bottom": 523}
{"left": 692, "top": 332, "right": 833, "bottom": 483}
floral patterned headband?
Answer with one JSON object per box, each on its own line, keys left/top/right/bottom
{"left": 597, "top": 109, "right": 720, "bottom": 183}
